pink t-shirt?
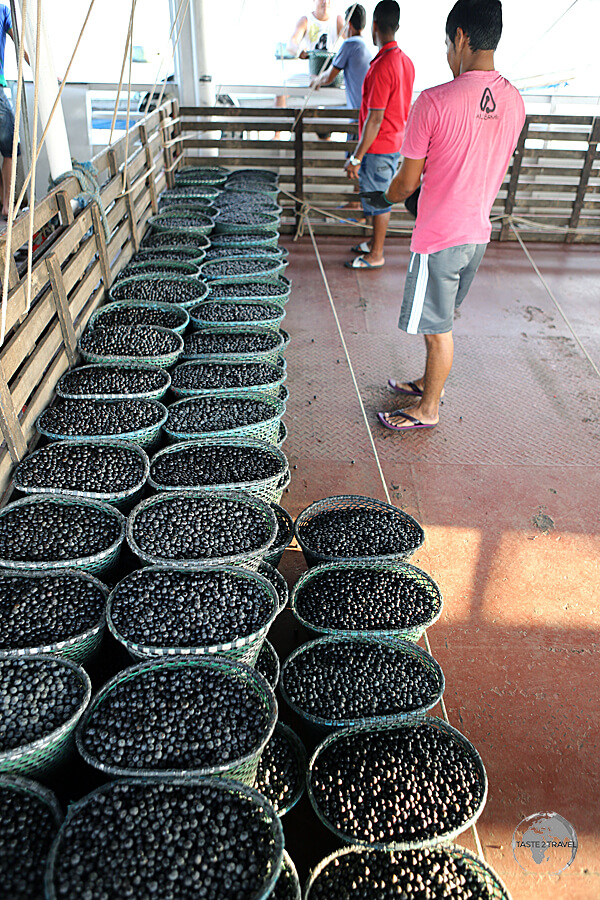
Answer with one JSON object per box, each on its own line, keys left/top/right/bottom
{"left": 401, "top": 70, "right": 525, "bottom": 254}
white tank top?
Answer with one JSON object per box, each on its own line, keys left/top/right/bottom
{"left": 302, "top": 11, "right": 340, "bottom": 52}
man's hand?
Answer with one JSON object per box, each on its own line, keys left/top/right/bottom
{"left": 299, "top": 50, "right": 309, "bottom": 59}
{"left": 360, "top": 190, "right": 392, "bottom": 210}
{"left": 344, "top": 158, "right": 360, "bottom": 181}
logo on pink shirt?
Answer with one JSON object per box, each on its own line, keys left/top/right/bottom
{"left": 478, "top": 87, "right": 498, "bottom": 120}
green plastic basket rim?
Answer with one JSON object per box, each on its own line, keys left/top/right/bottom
{"left": 279, "top": 850, "right": 301, "bottom": 900}
{"left": 78, "top": 324, "right": 184, "bottom": 368}
{"left": 150, "top": 209, "right": 215, "bottom": 225}
{"left": 75, "top": 655, "right": 278, "bottom": 779}
{"left": 294, "top": 495, "right": 425, "bottom": 565}
{"left": 164, "top": 391, "right": 284, "bottom": 442}
{"left": 258, "top": 722, "right": 307, "bottom": 818}
{"left": 209, "top": 232, "right": 279, "bottom": 249}
{"left": 148, "top": 435, "right": 288, "bottom": 494}
{"left": 126, "top": 488, "right": 278, "bottom": 569}
{"left": 88, "top": 301, "right": 190, "bottom": 333}
{"left": 13, "top": 439, "right": 150, "bottom": 505}
{"left": 175, "top": 172, "right": 229, "bottom": 187}
{"left": 182, "top": 326, "right": 285, "bottom": 362}
{"left": 0, "top": 655, "right": 91, "bottom": 765}
{"left": 205, "top": 276, "right": 291, "bottom": 303}
{"left": 307, "top": 716, "right": 488, "bottom": 852}
{"left": 304, "top": 843, "right": 513, "bottom": 900}
{"left": 279, "top": 634, "right": 445, "bottom": 730}
{"left": 266, "top": 503, "right": 294, "bottom": 557}
{"left": 116, "top": 258, "right": 203, "bottom": 279}
{"left": 0, "top": 771, "right": 63, "bottom": 827}
{"left": 55, "top": 364, "right": 171, "bottom": 401}
{"left": 0, "top": 567, "right": 108, "bottom": 660}
{"left": 106, "top": 563, "right": 279, "bottom": 658}
{"left": 161, "top": 185, "right": 222, "bottom": 199}
{"left": 257, "top": 560, "right": 288, "bottom": 614}
{"left": 133, "top": 244, "right": 207, "bottom": 262}
{"left": 290, "top": 559, "right": 443, "bottom": 639}
{"left": 109, "top": 272, "right": 209, "bottom": 304}
{"left": 199, "top": 258, "right": 284, "bottom": 281}
{"left": 170, "top": 360, "right": 286, "bottom": 399}
{"left": 256, "top": 638, "right": 280, "bottom": 689}
{"left": 0, "top": 495, "right": 126, "bottom": 572}
{"left": 37, "top": 399, "right": 169, "bottom": 444}
{"left": 44, "top": 775, "right": 284, "bottom": 900}
{"left": 189, "top": 299, "right": 285, "bottom": 331}
{"left": 276, "top": 420, "right": 288, "bottom": 448}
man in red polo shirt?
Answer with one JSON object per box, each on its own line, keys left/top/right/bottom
{"left": 343, "top": 0, "right": 414, "bottom": 269}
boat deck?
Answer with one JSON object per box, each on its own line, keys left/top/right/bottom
{"left": 274, "top": 232, "right": 600, "bottom": 898}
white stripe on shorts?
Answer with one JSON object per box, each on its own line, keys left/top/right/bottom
{"left": 406, "top": 253, "right": 429, "bottom": 334}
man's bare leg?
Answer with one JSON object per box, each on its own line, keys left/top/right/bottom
{"left": 273, "top": 95, "right": 287, "bottom": 140}
{"left": 360, "top": 210, "right": 390, "bottom": 265}
{"left": 1, "top": 156, "right": 10, "bottom": 216}
{"left": 382, "top": 331, "right": 453, "bottom": 427}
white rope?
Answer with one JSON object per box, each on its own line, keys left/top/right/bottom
{"left": 511, "top": 223, "right": 600, "bottom": 380}
{"left": 25, "top": 0, "right": 42, "bottom": 316}
{"left": 109, "top": 0, "right": 137, "bottom": 146}
{"left": 154, "top": 0, "right": 192, "bottom": 111}
{"left": 13, "top": 0, "right": 98, "bottom": 217}
{"left": 121, "top": 0, "right": 137, "bottom": 197}
{"left": 0, "top": 0, "right": 28, "bottom": 346}
{"left": 145, "top": 0, "right": 189, "bottom": 118}
{"left": 305, "top": 213, "right": 487, "bottom": 861}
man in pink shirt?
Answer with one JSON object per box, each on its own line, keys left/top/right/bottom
{"left": 364, "top": 0, "right": 525, "bottom": 431}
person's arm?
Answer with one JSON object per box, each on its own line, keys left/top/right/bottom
{"left": 287, "top": 16, "right": 309, "bottom": 59}
{"left": 312, "top": 65, "right": 341, "bottom": 89}
{"left": 359, "top": 156, "right": 425, "bottom": 208}
{"left": 336, "top": 14, "right": 344, "bottom": 36}
{"left": 344, "top": 108, "right": 385, "bottom": 179}
{"left": 7, "top": 28, "right": 30, "bottom": 66}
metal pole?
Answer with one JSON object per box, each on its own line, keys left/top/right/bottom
{"left": 191, "top": 0, "right": 215, "bottom": 106}
{"left": 8, "top": 0, "right": 31, "bottom": 180}
{"left": 16, "top": 0, "right": 72, "bottom": 183}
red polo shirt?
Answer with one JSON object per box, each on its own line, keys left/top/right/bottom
{"left": 359, "top": 41, "right": 415, "bottom": 155}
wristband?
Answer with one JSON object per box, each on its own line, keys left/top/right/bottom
{"left": 348, "top": 155, "right": 361, "bottom": 167}
{"left": 383, "top": 190, "right": 391, "bottom": 205}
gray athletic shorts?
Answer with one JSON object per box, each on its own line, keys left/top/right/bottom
{"left": 398, "top": 243, "right": 487, "bottom": 334}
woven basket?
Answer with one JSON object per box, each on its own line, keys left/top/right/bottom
{"left": 205, "top": 245, "right": 287, "bottom": 261}
{"left": 0, "top": 496, "right": 126, "bottom": 575}
{"left": 190, "top": 299, "right": 285, "bottom": 332}
{"left": 88, "top": 300, "right": 190, "bottom": 334}
{"left": 37, "top": 399, "right": 168, "bottom": 450}
{"left": 0, "top": 656, "right": 91, "bottom": 778}
{"left": 0, "top": 771, "right": 63, "bottom": 825}
{"left": 132, "top": 243, "right": 207, "bottom": 264}
{"left": 307, "top": 717, "right": 488, "bottom": 852}
{"left": 263, "top": 502, "right": 294, "bottom": 566}
{"left": 142, "top": 229, "right": 211, "bottom": 250}
{"left": 290, "top": 560, "right": 443, "bottom": 642}
{"left": 161, "top": 184, "right": 222, "bottom": 202}
{"left": 215, "top": 213, "right": 280, "bottom": 235}
{"left": 127, "top": 489, "right": 278, "bottom": 571}
{"left": 44, "top": 776, "right": 284, "bottom": 900}
{"left": 148, "top": 436, "right": 289, "bottom": 503}
{"left": 182, "top": 326, "right": 285, "bottom": 365}
{"left": 227, "top": 168, "right": 279, "bottom": 183}
{"left": 255, "top": 723, "right": 307, "bottom": 820}
{"left": 107, "top": 564, "right": 279, "bottom": 665}
{"left": 109, "top": 272, "right": 209, "bottom": 309}
{"left": 210, "top": 230, "right": 280, "bottom": 250}
{"left": 255, "top": 638, "right": 280, "bottom": 689}
{"left": 55, "top": 363, "right": 171, "bottom": 401}
{"left": 276, "top": 420, "right": 287, "bottom": 448}
{"left": 304, "top": 844, "right": 513, "bottom": 900}
{"left": 149, "top": 210, "right": 215, "bottom": 236}
{"left": 175, "top": 165, "right": 229, "bottom": 186}
{"left": 115, "top": 258, "right": 202, "bottom": 280}
{"left": 294, "top": 495, "right": 425, "bottom": 567}
{"left": 0, "top": 568, "right": 107, "bottom": 664}
{"left": 76, "top": 656, "right": 277, "bottom": 785}
{"left": 223, "top": 182, "right": 279, "bottom": 201}
{"left": 13, "top": 439, "right": 149, "bottom": 510}
{"left": 164, "top": 392, "right": 285, "bottom": 445}
{"left": 158, "top": 198, "right": 218, "bottom": 216}
{"left": 206, "top": 275, "right": 291, "bottom": 306}
{"left": 199, "top": 257, "right": 285, "bottom": 284}
{"left": 279, "top": 635, "right": 445, "bottom": 738}
{"left": 170, "top": 360, "right": 286, "bottom": 399}
{"left": 79, "top": 325, "right": 184, "bottom": 369}
{"left": 274, "top": 851, "right": 301, "bottom": 900}
{"left": 257, "top": 560, "right": 288, "bottom": 613}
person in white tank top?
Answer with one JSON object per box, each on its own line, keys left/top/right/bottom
{"left": 287, "top": 0, "right": 344, "bottom": 58}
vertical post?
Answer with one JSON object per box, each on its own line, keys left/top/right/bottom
{"left": 46, "top": 253, "right": 78, "bottom": 367}
{"left": 294, "top": 113, "right": 304, "bottom": 235}
{"left": 160, "top": 109, "right": 176, "bottom": 189}
{"left": 500, "top": 118, "right": 529, "bottom": 242}
{"left": 123, "top": 172, "right": 140, "bottom": 254}
{"left": 0, "top": 359, "right": 28, "bottom": 461}
{"left": 139, "top": 123, "right": 159, "bottom": 215}
{"left": 91, "top": 205, "right": 112, "bottom": 289}
{"left": 566, "top": 117, "right": 600, "bottom": 244}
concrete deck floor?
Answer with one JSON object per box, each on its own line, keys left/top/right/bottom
{"left": 273, "top": 233, "right": 600, "bottom": 899}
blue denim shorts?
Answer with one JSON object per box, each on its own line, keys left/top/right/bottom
{"left": 0, "top": 91, "right": 16, "bottom": 158}
{"left": 359, "top": 151, "right": 400, "bottom": 217}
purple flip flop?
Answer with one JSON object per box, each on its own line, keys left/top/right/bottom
{"left": 377, "top": 410, "right": 436, "bottom": 431}
{"left": 388, "top": 378, "right": 423, "bottom": 397}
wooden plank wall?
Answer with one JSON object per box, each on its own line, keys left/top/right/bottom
{"left": 179, "top": 106, "right": 600, "bottom": 243}
{"left": 0, "top": 99, "right": 180, "bottom": 499}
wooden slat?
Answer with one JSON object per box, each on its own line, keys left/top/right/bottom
{"left": 2, "top": 289, "right": 56, "bottom": 380}
{"left": 46, "top": 254, "right": 77, "bottom": 367}
{"left": 501, "top": 120, "right": 529, "bottom": 240}
{"left": 567, "top": 117, "right": 600, "bottom": 242}
{"left": 525, "top": 129, "right": 593, "bottom": 142}
{"left": 139, "top": 123, "right": 159, "bottom": 215}
{"left": 18, "top": 347, "right": 71, "bottom": 445}
{"left": 11, "top": 315, "right": 65, "bottom": 414}
{"left": 0, "top": 359, "right": 27, "bottom": 460}
{"left": 180, "top": 106, "right": 359, "bottom": 119}
{"left": 0, "top": 449, "right": 14, "bottom": 502}
{"left": 91, "top": 205, "right": 112, "bottom": 289}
